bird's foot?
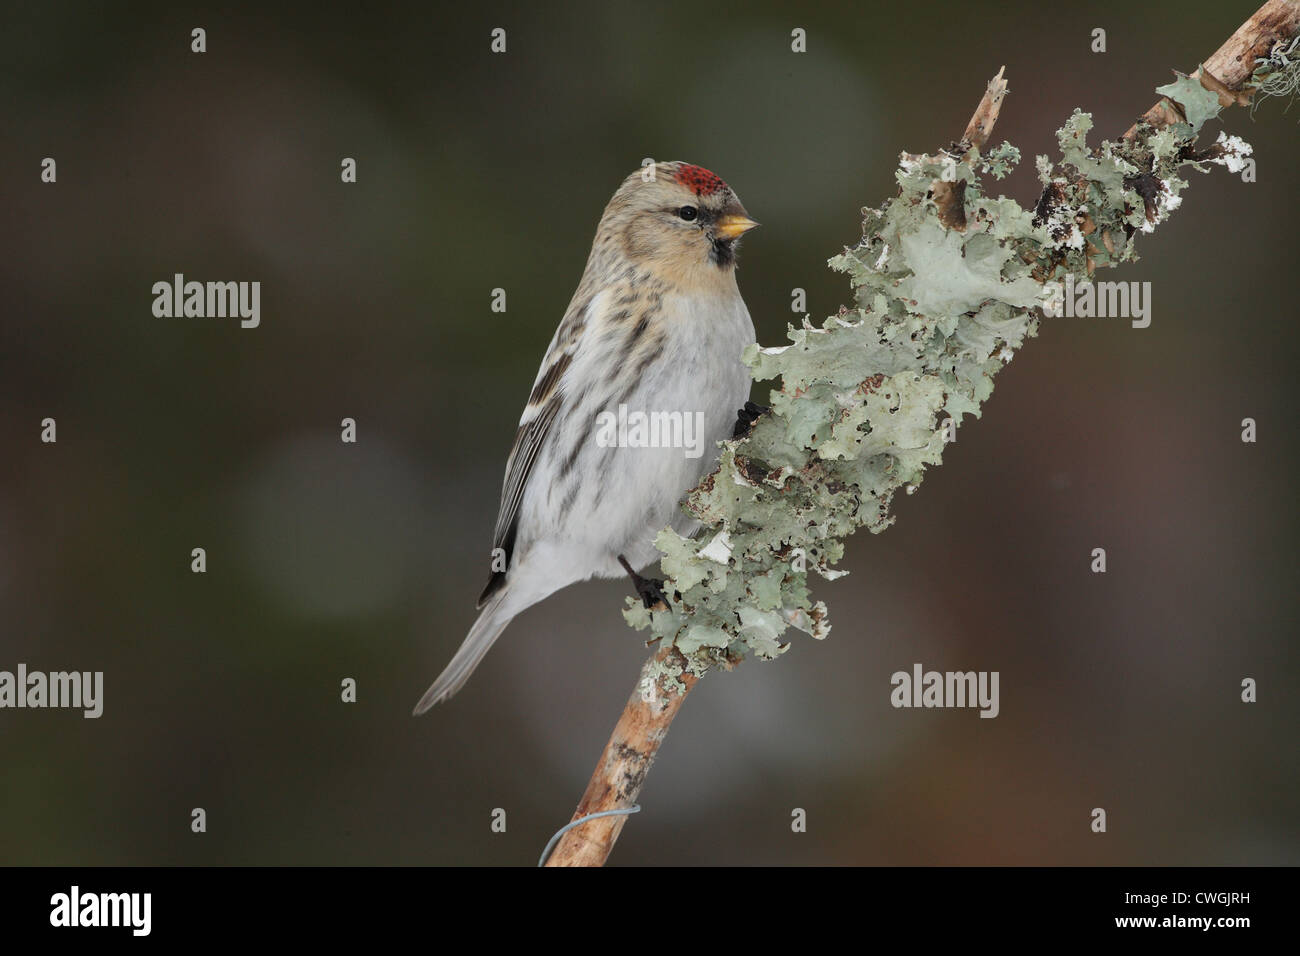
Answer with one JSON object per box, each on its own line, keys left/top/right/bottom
{"left": 732, "top": 400, "right": 770, "bottom": 438}
{"left": 617, "top": 554, "right": 669, "bottom": 610}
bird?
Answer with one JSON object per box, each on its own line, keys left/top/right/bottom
{"left": 414, "top": 161, "right": 759, "bottom": 713}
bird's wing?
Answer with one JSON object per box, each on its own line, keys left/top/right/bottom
{"left": 477, "top": 294, "right": 595, "bottom": 606}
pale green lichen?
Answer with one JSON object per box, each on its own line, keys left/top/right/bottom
{"left": 628, "top": 67, "right": 1254, "bottom": 680}
{"left": 1249, "top": 36, "right": 1300, "bottom": 118}
{"left": 1156, "top": 69, "right": 1224, "bottom": 131}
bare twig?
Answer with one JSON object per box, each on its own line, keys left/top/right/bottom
{"left": 936, "top": 65, "right": 1011, "bottom": 231}
{"left": 543, "top": 645, "right": 699, "bottom": 867}
{"left": 1123, "top": 0, "right": 1300, "bottom": 139}
{"left": 963, "top": 64, "right": 1008, "bottom": 151}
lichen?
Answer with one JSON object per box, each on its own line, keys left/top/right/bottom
{"left": 626, "top": 68, "right": 1251, "bottom": 677}
{"left": 1249, "top": 35, "right": 1300, "bottom": 118}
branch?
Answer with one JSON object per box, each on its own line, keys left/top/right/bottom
{"left": 934, "top": 66, "right": 1008, "bottom": 231}
{"left": 543, "top": 645, "right": 701, "bottom": 867}
{"left": 1123, "top": 0, "right": 1300, "bottom": 140}
{"left": 549, "top": 0, "right": 1300, "bottom": 866}
{"left": 963, "top": 64, "right": 1009, "bottom": 151}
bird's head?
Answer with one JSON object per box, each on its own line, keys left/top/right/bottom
{"left": 598, "top": 161, "right": 759, "bottom": 285}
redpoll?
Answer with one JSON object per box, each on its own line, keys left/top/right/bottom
{"left": 415, "top": 161, "right": 759, "bottom": 712}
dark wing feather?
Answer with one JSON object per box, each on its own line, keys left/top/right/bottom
{"left": 478, "top": 397, "right": 562, "bottom": 606}
{"left": 477, "top": 286, "right": 597, "bottom": 607}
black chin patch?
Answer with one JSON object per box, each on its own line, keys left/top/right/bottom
{"left": 710, "top": 238, "right": 735, "bottom": 267}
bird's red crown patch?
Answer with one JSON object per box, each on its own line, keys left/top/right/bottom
{"left": 674, "top": 163, "right": 727, "bottom": 196}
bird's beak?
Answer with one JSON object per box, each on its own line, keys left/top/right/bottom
{"left": 714, "top": 214, "right": 760, "bottom": 241}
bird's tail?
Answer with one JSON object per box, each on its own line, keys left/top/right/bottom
{"left": 413, "top": 591, "right": 515, "bottom": 714}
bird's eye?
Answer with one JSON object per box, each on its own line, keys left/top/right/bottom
{"left": 677, "top": 206, "right": 698, "bottom": 221}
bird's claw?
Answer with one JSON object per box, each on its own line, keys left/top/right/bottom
{"left": 732, "top": 400, "right": 769, "bottom": 438}
{"left": 635, "top": 576, "right": 670, "bottom": 611}
{"left": 618, "top": 554, "right": 671, "bottom": 611}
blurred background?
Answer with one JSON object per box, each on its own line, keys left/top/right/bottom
{"left": 1, "top": 0, "right": 1295, "bottom": 866}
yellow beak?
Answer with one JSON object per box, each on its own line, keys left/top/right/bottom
{"left": 714, "top": 214, "right": 760, "bottom": 241}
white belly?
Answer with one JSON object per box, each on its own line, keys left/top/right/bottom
{"left": 515, "top": 289, "right": 754, "bottom": 593}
